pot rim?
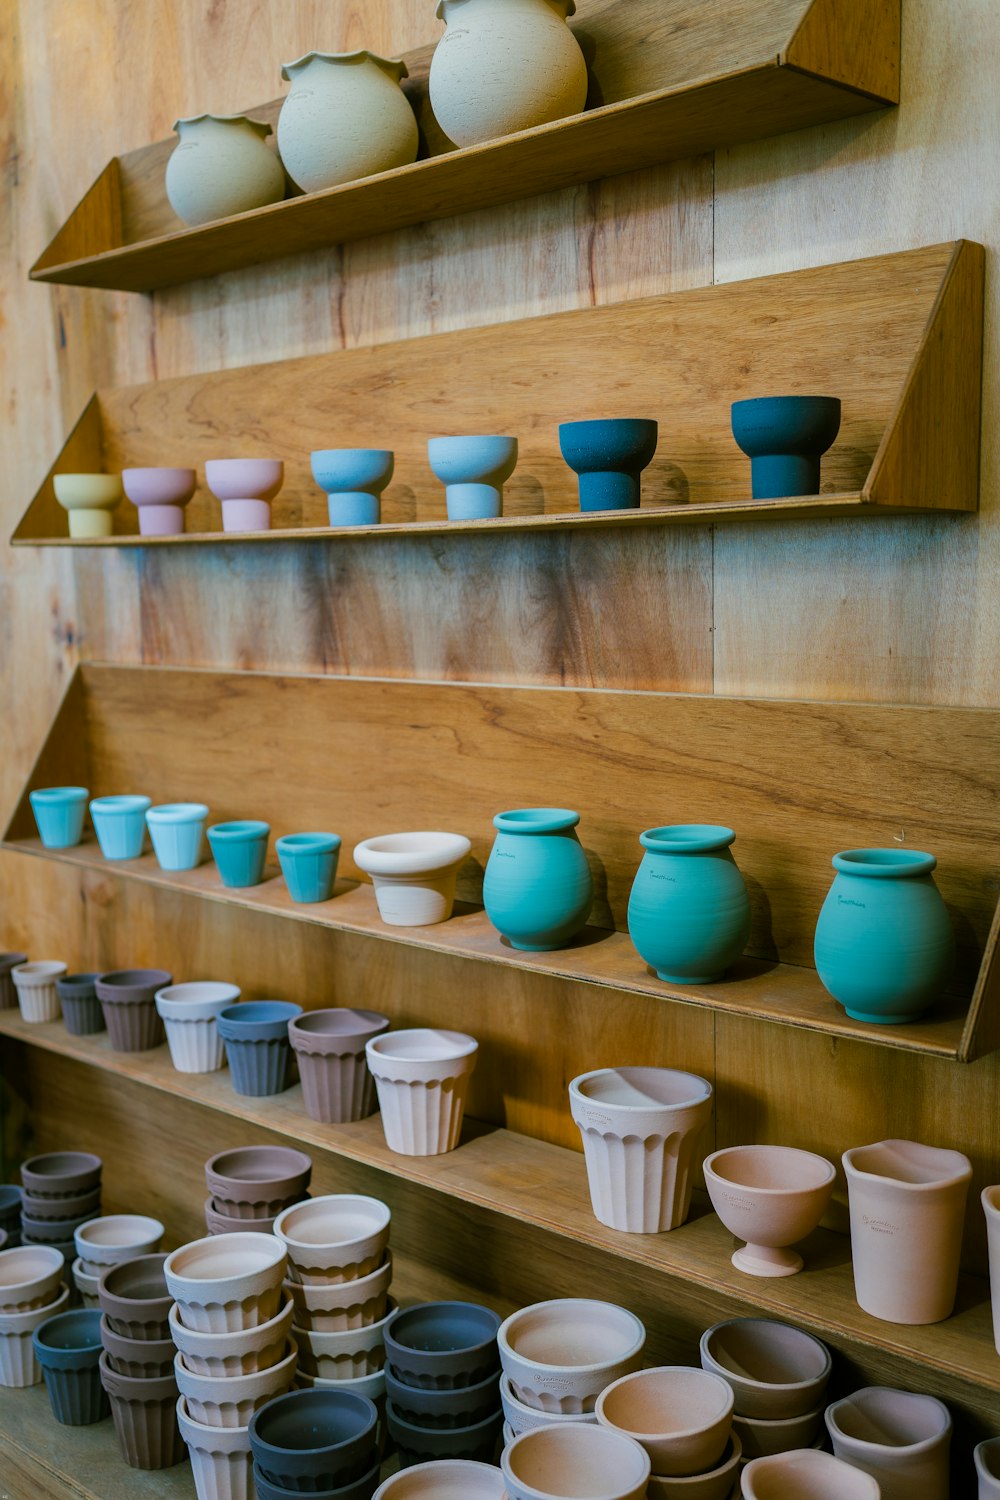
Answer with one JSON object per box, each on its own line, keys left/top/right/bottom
{"left": 825, "top": 1386, "right": 952, "bottom": 1453}
{"left": 277, "top": 832, "right": 343, "bottom": 856}
{"left": 89, "top": 794, "right": 152, "bottom": 815}
{"left": 280, "top": 49, "right": 409, "bottom": 82}
{"left": 639, "top": 824, "right": 736, "bottom": 853}
{"left": 699, "top": 1318, "right": 832, "bottom": 1396}
{"left": 366, "top": 1028, "right": 478, "bottom": 1065}
{"left": 831, "top": 846, "right": 937, "bottom": 878}
{"left": 29, "top": 786, "right": 89, "bottom": 803}
{"left": 569, "top": 1066, "right": 712, "bottom": 1113}
{"left": 146, "top": 802, "right": 210, "bottom": 822}
{"left": 492, "top": 807, "right": 579, "bottom": 834}
{"left": 502, "top": 1423, "right": 650, "bottom": 1497}
{"left": 274, "top": 1194, "right": 391, "bottom": 1251}
{"left": 436, "top": 0, "right": 577, "bottom": 17}
{"left": 353, "top": 831, "right": 471, "bottom": 876}
{"left": 13, "top": 961, "right": 67, "bottom": 985}
{"left": 174, "top": 113, "right": 273, "bottom": 136}
{"left": 208, "top": 820, "right": 270, "bottom": 842}
{"left": 248, "top": 1384, "right": 379, "bottom": 1458}
{"left": 703, "top": 1145, "right": 836, "bottom": 1196}
{"left": 595, "top": 1365, "right": 735, "bottom": 1444}
{"left": 498, "top": 1299, "right": 644, "bottom": 1374}
{"left": 842, "top": 1138, "right": 972, "bottom": 1189}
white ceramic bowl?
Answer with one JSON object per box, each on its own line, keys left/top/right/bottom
{"left": 284, "top": 1252, "right": 392, "bottom": 1331}
{"left": 169, "top": 1295, "right": 294, "bottom": 1375}
{"left": 0, "top": 1245, "right": 65, "bottom": 1311}
{"left": 498, "top": 1299, "right": 645, "bottom": 1414}
{"left": 699, "top": 1318, "right": 831, "bottom": 1418}
{"left": 74, "top": 1214, "right": 164, "bottom": 1268}
{"left": 733, "top": 1402, "right": 824, "bottom": 1460}
{"left": 501, "top": 1374, "right": 599, "bottom": 1436}
{"left": 164, "top": 1232, "right": 287, "bottom": 1333}
{"left": 354, "top": 832, "right": 472, "bottom": 926}
{"left": 372, "top": 1458, "right": 507, "bottom": 1498}
{"left": 502, "top": 1423, "right": 651, "bottom": 1500}
{"left": 645, "top": 1434, "right": 742, "bottom": 1500}
{"left": 295, "top": 1296, "right": 397, "bottom": 1380}
{"left": 174, "top": 1337, "right": 297, "bottom": 1427}
{"left": 273, "top": 1195, "right": 391, "bottom": 1284}
{"left": 595, "top": 1366, "right": 734, "bottom": 1476}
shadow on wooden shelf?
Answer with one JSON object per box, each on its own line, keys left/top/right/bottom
{"left": 28, "top": 0, "right": 899, "bottom": 294}
{"left": 12, "top": 241, "right": 983, "bottom": 547}
{"left": 5, "top": 660, "right": 999, "bottom": 1061}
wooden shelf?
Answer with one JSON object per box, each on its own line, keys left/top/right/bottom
{"left": 1, "top": 1007, "right": 997, "bottom": 1424}
{"left": 13, "top": 242, "right": 984, "bottom": 547}
{"left": 29, "top": 0, "right": 899, "bottom": 295}
{"left": 6, "top": 661, "right": 1000, "bottom": 1062}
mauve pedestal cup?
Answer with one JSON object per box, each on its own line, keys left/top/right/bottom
{"left": 385, "top": 1302, "right": 500, "bottom": 1391}
{"left": 56, "top": 972, "right": 106, "bottom": 1036}
{"left": 843, "top": 1139, "right": 972, "bottom": 1324}
{"left": 365, "top": 1030, "right": 478, "bottom": 1157}
{"left": 96, "top": 969, "right": 172, "bottom": 1052}
{"left": 98, "top": 1253, "right": 173, "bottom": 1340}
{"left": 33, "top": 1307, "right": 109, "bottom": 1424}
{"left": 984, "top": 1186, "right": 1000, "bottom": 1353}
{"left": 12, "top": 961, "right": 67, "bottom": 1023}
{"left": 977, "top": 1437, "right": 1000, "bottom": 1498}
{"left": 0, "top": 953, "right": 28, "bottom": 1009}
{"left": 249, "top": 1387, "right": 379, "bottom": 1489}
{"left": 217, "top": 1002, "right": 303, "bottom": 1097}
{"left": 703, "top": 1145, "right": 836, "bottom": 1278}
{"left": 825, "top": 1386, "right": 952, "bottom": 1500}
{"left": 568, "top": 1066, "right": 713, "bottom": 1234}
{"left": 387, "top": 1400, "right": 503, "bottom": 1468}
{"left": 741, "top": 1448, "right": 881, "bottom": 1499}
{"left": 101, "top": 1350, "right": 187, "bottom": 1468}
{"left": 177, "top": 1395, "right": 254, "bottom": 1500}
{"left": 698, "top": 1318, "right": 831, "bottom": 1420}
{"left": 289, "top": 1009, "right": 390, "bottom": 1125}
{"left": 206, "top": 1146, "right": 313, "bottom": 1217}
{"left": 502, "top": 1422, "right": 652, "bottom": 1500}
{"left": 21, "top": 1151, "right": 103, "bottom": 1199}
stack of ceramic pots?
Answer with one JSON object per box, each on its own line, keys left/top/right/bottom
{"left": 72, "top": 1213, "right": 165, "bottom": 1308}
{"left": 95, "top": 969, "right": 173, "bottom": 1052}
{"left": 502, "top": 1425, "right": 652, "bottom": 1500}
{"left": 166, "top": 1231, "right": 295, "bottom": 1496}
{"left": 274, "top": 1194, "right": 392, "bottom": 1419}
{"left": 498, "top": 1299, "right": 645, "bottom": 1449}
{"left": 204, "top": 1145, "right": 313, "bottom": 1237}
{"left": 595, "top": 1366, "right": 740, "bottom": 1497}
{"left": 19, "top": 1151, "right": 102, "bottom": 1269}
{"left": 0, "top": 1245, "right": 70, "bottom": 1388}
{"left": 700, "top": 1318, "right": 831, "bottom": 1469}
{"left": 288, "top": 1008, "right": 390, "bottom": 1124}
{"left": 98, "top": 1253, "right": 186, "bottom": 1469}
{"left": 33, "top": 1307, "right": 109, "bottom": 1425}
{"left": 372, "top": 1462, "right": 507, "bottom": 1500}
{"left": 11, "top": 960, "right": 67, "bottom": 1022}
{"left": 249, "top": 1388, "right": 383, "bottom": 1500}
{"left": 383, "top": 1301, "right": 503, "bottom": 1468}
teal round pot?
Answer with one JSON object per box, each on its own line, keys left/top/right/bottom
{"left": 276, "top": 832, "right": 342, "bottom": 904}
{"left": 814, "top": 848, "right": 956, "bottom": 1023}
{"left": 33, "top": 1309, "right": 108, "bottom": 1425}
{"left": 207, "top": 820, "right": 271, "bottom": 888}
{"left": 731, "top": 395, "right": 841, "bottom": 499}
{"left": 217, "top": 1001, "right": 303, "bottom": 1096}
{"left": 627, "top": 825, "right": 752, "bottom": 984}
{"left": 29, "top": 787, "right": 89, "bottom": 849}
{"left": 146, "top": 803, "right": 209, "bottom": 871}
{"left": 90, "top": 795, "right": 151, "bottom": 860}
{"left": 483, "top": 809, "right": 593, "bottom": 953}
{"left": 558, "top": 419, "right": 658, "bottom": 511}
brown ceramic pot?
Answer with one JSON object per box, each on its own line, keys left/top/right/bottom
{"left": 96, "top": 970, "right": 172, "bottom": 1052}
{"left": 100, "top": 1351, "right": 186, "bottom": 1468}
{"left": 204, "top": 1146, "right": 312, "bottom": 1217}
{"left": 0, "top": 954, "right": 28, "bottom": 1009}
{"left": 21, "top": 1152, "right": 102, "bottom": 1199}
{"left": 288, "top": 1008, "right": 390, "bottom": 1124}
{"left": 98, "top": 1254, "right": 173, "bottom": 1339}
{"left": 100, "top": 1316, "right": 176, "bottom": 1378}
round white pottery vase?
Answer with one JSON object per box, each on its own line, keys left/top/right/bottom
{"left": 353, "top": 832, "right": 471, "bottom": 926}
{"left": 569, "top": 1067, "right": 713, "bottom": 1234}
{"left": 165, "top": 115, "right": 285, "bottom": 226}
{"left": 277, "top": 51, "right": 419, "bottom": 195}
{"left": 430, "top": 0, "right": 588, "bottom": 149}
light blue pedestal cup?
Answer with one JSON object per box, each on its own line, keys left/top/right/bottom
{"left": 276, "top": 833, "right": 342, "bottom": 903}
{"left": 146, "top": 803, "right": 209, "bottom": 871}
{"left": 89, "top": 795, "right": 152, "bottom": 860}
{"left": 312, "top": 449, "right": 394, "bottom": 527}
{"left": 29, "top": 787, "right": 89, "bottom": 849}
{"left": 207, "top": 820, "right": 271, "bottom": 888}
{"left": 428, "top": 435, "right": 519, "bottom": 520}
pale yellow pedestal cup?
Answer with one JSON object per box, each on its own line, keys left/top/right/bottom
{"left": 53, "top": 473, "right": 123, "bottom": 538}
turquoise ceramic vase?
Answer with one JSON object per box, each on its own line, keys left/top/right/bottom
{"left": 627, "top": 825, "right": 751, "bottom": 984}
{"left": 814, "top": 848, "right": 955, "bottom": 1023}
{"left": 483, "top": 808, "right": 593, "bottom": 951}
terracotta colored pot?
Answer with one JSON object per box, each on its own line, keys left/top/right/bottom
{"left": 595, "top": 1366, "right": 733, "bottom": 1477}
{"left": 568, "top": 1066, "right": 713, "bottom": 1233}
{"left": 498, "top": 1299, "right": 644, "bottom": 1414}
{"left": 984, "top": 1186, "right": 1000, "bottom": 1354}
{"left": 164, "top": 1233, "right": 287, "bottom": 1333}
{"left": 0, "top": 1282, "right": 70, "bottom": 1387}
{"left": 0, "top": 953, "right": 28, "bottom": 1009}
{"left": 502, "top": 1423, "right": 651, "bottom": 1500}
{"left": 21, "top": 1151, "right": 102, "bottom": 1198}
{"left": 100, "top": 1350, "right": 187, "bottom": 1468}
{"left": 732, "top": 1402, "right": 823, "bottom": 1459}
{"left": 703, "top": 1145, "right": 835, "bottom": 1277}
{"left": 366, "top": 1029, "right": 478, "bottom": 1156}
{"left": 741, "top": 1448, "right": 880, "bottom": 1498}
{"left": 284, "top": 1253, "right": 392, "bottom": 1331}
{"left": 206, "top": 1146, "right": 313, "bottom": 1218}
{"left": 12, "top": 961, "right": 67, "bottom": 1023}
{"left": 288, "top": 1008, "right": 389, "bottom": 1124}
{"left": 98, "top": 1253, "right": 173, "bottom": 1339}
{"left": 825, "top": 1385, "right": 951, "bottom": 1500}
{"left": 843, "top": 1138, "right": 972, "bottom": 1323}
{"left": 96, "top": 969, "right": 172, "bottom": 1052}
{"left": 274, "top": 1195, "right": 391, "bottom": 1285}
{"left": 168, "top": 1295, "right": 294, "bottom": 1376}
{"left": 101, "top": 1315, "right": 177, "bottom": 1378}
{"left": 644, "top": 1433, "right": 742, "bottom": 1500}
{"left": 699, "top": 1318, "right": 831, "bottom": 1419}
{"left": 56, "top": 973, "right": 107, "bottom": 1036}
{"left": 174, "top": 1337, "right": 297, "bottom": 1427}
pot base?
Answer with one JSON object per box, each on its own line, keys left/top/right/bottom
{"left": 732, "top": 1244, "right": 803, "bottom": 1278}
{"left": 508, "top": 939, "right": 566, "bottom": 953}
{"left": 843, "top": 1008, "right": 917, "bottom": 1024}
{"left": 655, "top": 970, "right": 723, "bottom": 985}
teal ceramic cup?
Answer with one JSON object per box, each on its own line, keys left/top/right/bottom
{"left": 311, "top": 449, "right": 394, "bottom": 528}
{"left": 89, "top": 795, "right": 152, "bottom": 860}
{"left": 814, "top": 848, "right": 955, "bottom": 1023}
{"left": 207, "top": 821, "right": 271, "bottom": 888}
{"left": 483, "top": 808, "right": 593, "bottom": 952}
{"left": 146, "top": 802, "right": 209, "bottom": 871}
{"left": 276, "top": 833, "right": 342, "bottom": 904}
{"left": 627, "top": 825, "right": 752, "bottom": 984}
{"left": 29, "top": 787, "right": 89, "bottom": 849}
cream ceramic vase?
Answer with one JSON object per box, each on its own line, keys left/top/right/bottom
{"left": 430, "top": 0, "right": 589, "bottom": 148}
{"left": 277, "top": 52, "right": 419, "bottom": 194}
{"left": 165, "top": 115, "right": 285, "bottom": 226}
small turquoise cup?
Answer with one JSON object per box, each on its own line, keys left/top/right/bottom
{"left": 146, "top": 802, "right": 209, "bottom": 871}
{"left": 29, "top": 787, "right": 89, "bottom": 849}
{"left": 207, "top": 820, "right": 271, "bottom": 888}
{"left": 276, "top": 833, "right": 342, "bottom": 904}
{"left": 89, "top": 795, "right": 152, "bottom": 860}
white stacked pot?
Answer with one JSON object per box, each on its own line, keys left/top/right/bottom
{"left": 11, "top": 961, "right": 66, "bottom": 1023}
{"left": 74, "top": 1214, "right": 164, "bottom": 1309}
{"left": 164, "top": 1232, "right": 294, "bottom": 1500}
{"left": 0, "top": 1246, "right": 70, "bottom": 1386}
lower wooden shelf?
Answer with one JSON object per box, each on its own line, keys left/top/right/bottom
{"left": 1, "top": 1008, "right": 996, "bottom": 1418}
{"left": 2, "top": 836, "right": 971, "bottom": 1059}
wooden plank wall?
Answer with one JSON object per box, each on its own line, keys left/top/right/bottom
{"left": 2, "top": 0, "right": 999, "bottom": 1287}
